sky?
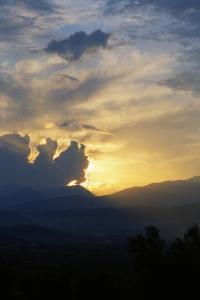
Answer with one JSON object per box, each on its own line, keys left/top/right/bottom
{"left": 0, "top": 0, "right": 200, "bottom": 194}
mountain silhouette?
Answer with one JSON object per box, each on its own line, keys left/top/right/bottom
{"left": 0, "top": 184, "right": 94, "bottom": 211}
{"left": 102, "top": 176, "right": 200, "bottom": 207}
{"left": 1, "top": 177, "right": 200, "bottom": 242}
{"left": 0, "top": 225, "right": 68, "bottom": 245}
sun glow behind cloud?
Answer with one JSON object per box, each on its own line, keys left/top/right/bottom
{"left": 67, "top": 180, "right": 78, "bottom": 187}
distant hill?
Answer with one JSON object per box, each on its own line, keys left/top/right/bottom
{"left": 30, "top": 203, "right": 200, "bottom": 241}
{"left": 20, "top": 203, "right": 197, "bottom": 243}
{"left": 41, "top": 185, "right": 94, "bottom": 198}
{"left": 16, "top": 185, "right": 96, "bottom": 212}
{"left": 0, "top": 225, "right": 68, "bottom": 245}
{"left": 0, "top": 184, "right": 94, "bottom": 211}
{"left": 1, "top": 177, "right": 200, "bottom": 242}
{"left": 3, "top": 177, "right": 200, "bottom": 212}
{"left": 101, "top": 176, "right": 200, "bottom": 207}
{"left": 18, "top": 195, "right": 100, "bottom": 212}
{"left": 0, "top": 184, "right": 41, "bottom": 210}
{"left": 0, "top": 211, "right": 31, "bottom": 226}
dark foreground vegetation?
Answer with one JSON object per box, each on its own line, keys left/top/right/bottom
{"left": 0, "top": 225, "right": 200, "bottom": 299}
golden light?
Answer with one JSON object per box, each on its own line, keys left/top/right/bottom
{"left": 87, "top": 160, "right": 95, "bottom": 174}
{"left": 67, "top": 180, "right": 77, "bottom": 187}
{"left": 43, "top": 122, "right": 55, "bottom": 129}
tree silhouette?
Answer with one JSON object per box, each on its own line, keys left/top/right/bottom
{"left": 128, "top": 226, "right": 165, "bottom": 298}
{"left": 129, "top": 224, "right": 200, "bottom": 299}
{"left": 128, "top": 225, "right": 164, "bottom": 271}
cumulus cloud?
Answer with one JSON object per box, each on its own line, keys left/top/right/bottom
{"left": 0, "top": 134, "right": 89, "bottom": 188}
{"left": 45, "top": 30, "right": 110, "bottom": 61}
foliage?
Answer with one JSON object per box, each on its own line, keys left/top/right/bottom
{"left": 129, "top": 224, "right": 200, "bottom": 298}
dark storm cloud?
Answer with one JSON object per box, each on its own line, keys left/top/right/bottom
{"left": 45, "top": 30, "right": 110, "bottom": 61}
{"left": 0, "top": 134, "right": 89, "bottom": 188}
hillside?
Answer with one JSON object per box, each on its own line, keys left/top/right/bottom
{"left": 102, "top": 176, "right": 200, "bottom": 207}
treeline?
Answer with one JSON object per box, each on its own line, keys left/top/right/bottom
{"left": 1, "top": 225, "right": 200, "bottom": 299}
{"left": 129, "top": 224, "right": 200, "bottom": 298}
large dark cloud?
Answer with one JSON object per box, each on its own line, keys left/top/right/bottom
{"left": 45, "top": 30, "right": 110, "bottom": 61}
{"left": 0, "top": 134, "right": 89, "bottom": 188}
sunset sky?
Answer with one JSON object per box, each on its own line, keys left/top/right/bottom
{"left": 0, "top": 0, "right": 200, "bottom": 194}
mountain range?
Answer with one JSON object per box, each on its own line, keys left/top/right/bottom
{"left": 0, "top": 176, "right": 200, "bottom": 245}
{"left": 2, "top": 176, "right": 200, "bottom": 211}
{"left": 102, "top": 176, "right": 200, "bottom": 207}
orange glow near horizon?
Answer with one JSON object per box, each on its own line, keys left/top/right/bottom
{"left": 21, "top": 136, "right": 199, "bottom": 195}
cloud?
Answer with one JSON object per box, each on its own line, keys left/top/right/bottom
{"left": 56, "top": 74, "right": 80, "bottom": 82}
{"left": 0, "top": 60, "right": 116, "bottom": 131}
{"left": 0, "top": 76, "right": 38, "bottom": 128}
{"left": 83, "top": 124, "right": 105, "bottom": 132}
{"left": 45, "top": 30, "right": 110, "bottom": 61}
{"left": 49, "top": 72, "right": 120, "bottom": 108}
{"left": 0, "top": 0, "right": 56, "bottom": 12}
{"left": 162, "top": 70, "right": 200, "bottom": 94}
{"left": 0, "top": 134, "right": 89, "bottom": 188}
{"left": 59, "top": 122, "right": 111, "bottom": 135}
{"left": 83, "top": 125, "right": 112, "bottom": 135}
{"left": 107, "top": 0, "right": 200, "bottom": 15}
{"left": 0, "top": 0, "right": 61, "bottom": 51}
{"left": 106, "top": 0, "right": 200, "bottom": 97}
{"left": 21, "top": 0, "right": 56, "bottom": 12}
